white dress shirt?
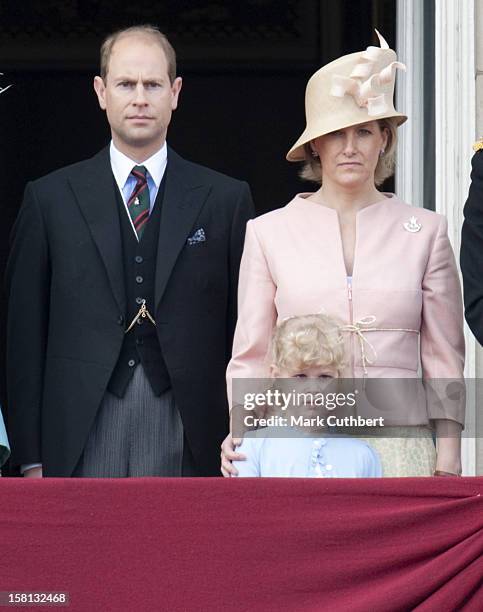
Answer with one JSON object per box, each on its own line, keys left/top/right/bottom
{"left": 110, "top": 141, "right": 168, "bottom": 240}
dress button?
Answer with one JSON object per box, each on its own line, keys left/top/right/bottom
{"left": 136, "top": 275, "right": 143, "bottom": 284}
{"left": 136, "top": 297, "right": 144, "bottom": 305}
{"left": 128, "top": 359, "right": 136, "bottom": 367}
{"left": 135, "top": 255, "right": 143, "bottom": 264}
{"left": 117, "top": 315, "right": 124, "bottom": 326}
{"left": 136, "top": 318, "right": 143, "bottom": 325}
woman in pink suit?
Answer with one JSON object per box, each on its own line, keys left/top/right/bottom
{"left": 222, "top": 31, "right": 464, "bottom": 477}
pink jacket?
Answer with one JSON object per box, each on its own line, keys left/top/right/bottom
{"left": 227, "top": 194, "right": 465, "bottom": 425}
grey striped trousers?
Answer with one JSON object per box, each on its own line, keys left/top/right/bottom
{"left": 73, "top": 365, "right": 184, "bottom": 477}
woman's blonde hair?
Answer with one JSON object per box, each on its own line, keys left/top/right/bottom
{"left": 270, "top": 314, "right": 346, "bottom": 375}
{"left": 299, "top": 118, "right": 398, "bottom": 186}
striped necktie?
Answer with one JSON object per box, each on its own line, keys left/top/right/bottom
{"left": 128, "top": 165, "right": 150, "bottom": 239}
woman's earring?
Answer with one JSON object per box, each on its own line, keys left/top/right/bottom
{"left": 379, "top": 148, "right": 385, "bottom": 157}
{"left": 311, "top": 149, "right": 319, "bottom": 158}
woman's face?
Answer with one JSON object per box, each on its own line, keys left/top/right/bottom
{"left": 312, "top": 121, "right": 388, "bottom": 189}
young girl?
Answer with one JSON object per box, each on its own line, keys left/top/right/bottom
{"left": 234, "top": 314, "right": 382, "bottom": 478}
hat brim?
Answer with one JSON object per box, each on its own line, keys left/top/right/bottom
{"left": 286, "top": 112, "right": 408, "bottom": 162}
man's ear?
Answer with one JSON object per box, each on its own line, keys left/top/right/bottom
{"left": 170, "top": 76, "right": 183, "bottom": 111}
{"left": 93, "top": 76, "right": 107, "bottom": 110}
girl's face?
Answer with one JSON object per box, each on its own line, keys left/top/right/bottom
{"left": 289, "top": 365, "right": 337, "bottom": 379}
{"left": 272, "top": 364, "right": 338, "bottom": 380}
{"left": 271, "top": 364, "right": 338, "bottom": 411}
{"left": 311, "top": 121, "right": 388, "bottom": 189}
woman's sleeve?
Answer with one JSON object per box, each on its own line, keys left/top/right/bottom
{"left": 0, "top": 408, "right": 10, "bottom": 467}
{"left": 420, "top": 214, "right": 465, "bottom": 425}
{"left": 226, "top": 220, "right": 277, "bottom": 409}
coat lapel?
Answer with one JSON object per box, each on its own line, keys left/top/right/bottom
{"left": 155, "top": 148, "right": 211, "bottom": 310}
{"left": 68, "top": 147, "right": 126, "bottom": 316}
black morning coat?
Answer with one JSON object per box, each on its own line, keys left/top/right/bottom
{"left": 6, "top": 146, "right": 254, "bottom": 476}
{"left": 461, "top": 149, "right": 483, "bottom": 345}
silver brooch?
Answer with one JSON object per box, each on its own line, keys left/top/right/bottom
{"left": 403, "top": 216, "right": 422, "bottom": 233}
{"left": 134, "top": 197, "right": 140, "bottom": 206}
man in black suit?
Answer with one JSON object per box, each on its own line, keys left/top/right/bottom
{"left": 461, "top": 144, "right": 483, "bottom": 344}
{"left": 6, "top": 25, "right": 254, "bottom": 477}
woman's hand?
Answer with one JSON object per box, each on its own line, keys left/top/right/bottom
{"left": 435, "top": 420, "right": 462, "bottom": 476}
{"left": 220, "top": 433, "right": 245, "bottom": 477}
{"left": 434, "top": 470, "right": 460, "bottom": 477}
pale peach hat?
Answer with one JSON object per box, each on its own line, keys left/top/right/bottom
{"left": 286, "top": 30, "right": 407, "bottom": 162}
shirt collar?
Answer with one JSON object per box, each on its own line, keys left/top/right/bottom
{"left": 109, "top": 141, "right": 168, "bottom": 191}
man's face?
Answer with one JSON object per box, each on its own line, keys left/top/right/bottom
{"left": 94, "top": 34, "right": 182, "bottom": 158}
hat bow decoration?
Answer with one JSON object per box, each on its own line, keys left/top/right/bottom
{"left": 330, "top": 30, "right": 406, "bottom": 117}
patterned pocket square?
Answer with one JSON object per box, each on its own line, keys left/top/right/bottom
{"left": 187, "top": 228, "right": 206, "bottom": 246}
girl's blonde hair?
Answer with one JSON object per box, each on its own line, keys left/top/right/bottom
{"left": 270, "top": 314, "right": 346, "bottom": 375}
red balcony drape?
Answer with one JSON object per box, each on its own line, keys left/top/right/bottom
{"left": 1, "top": 478, "right": 482, "bottom": 611}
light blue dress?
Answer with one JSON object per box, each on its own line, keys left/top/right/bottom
{"left": 234, "top": 428, "right": 382, "bottom": 478}
{"left": 0, "top": 409, "right": 10, "bottom": 467}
